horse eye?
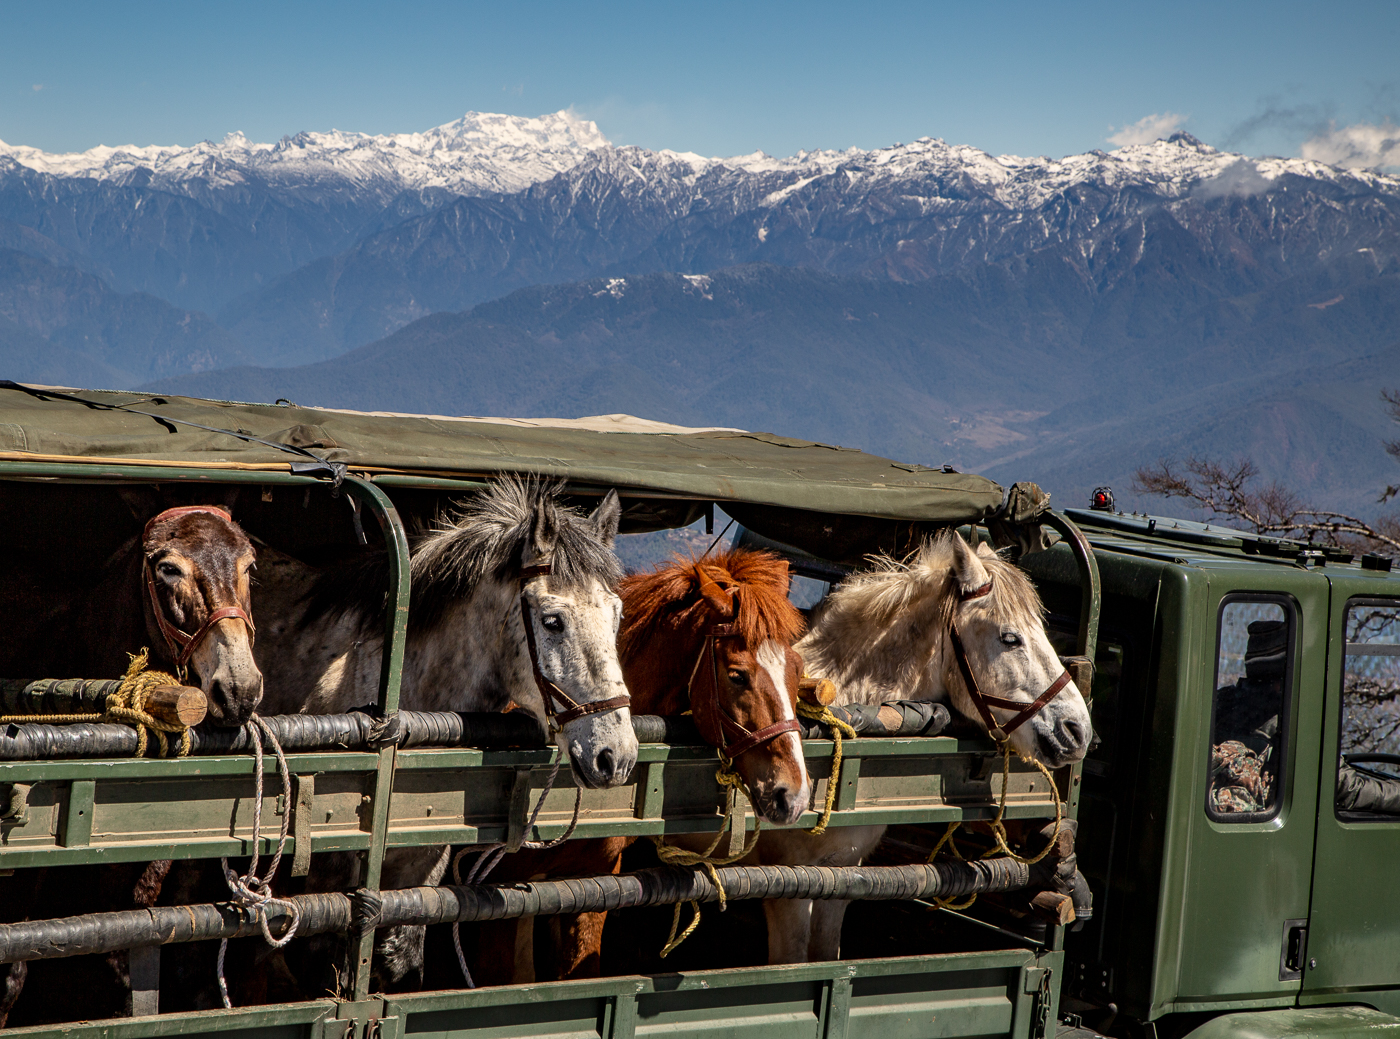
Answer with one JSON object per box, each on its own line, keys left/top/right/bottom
{"left": 1000, "top": 631, "right": 1023, "bottom": 647}
{"left": 158, "top": 562, "right": 183, "bottom": 580}
{"left": 541, "top": 614, "right": 565, "bottom": 633}
{"left": 727, "top": 670, "right": 750, "bottom": 688}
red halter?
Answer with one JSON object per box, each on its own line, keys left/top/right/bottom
{"left": 686, "top": 623, "right": 801, "bottom": 761}
{"left": 142, "top": 506, "right": 256, "bottom": 670}
{"left": 518, "top": 561, "right": 631, "bottom": 728}
{"left": 948, "top": 577, "right": 1073, "bottom": 744}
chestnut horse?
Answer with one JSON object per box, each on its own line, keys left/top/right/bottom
{"left": 462, "top": 547, "right": 811, "bottom": 986}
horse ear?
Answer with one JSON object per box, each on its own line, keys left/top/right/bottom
{"left": 951, "top": 532, "right": 991, "bottom": 595}
{"left": 975, "top": 541, "right": 998, "bottom": 560}
{"left": 695, "top": 567, "right": 735, "bottom": 618}
{"left": 523, "top": 495, "right": 559, "bottom": 568}
{"left": 589, "top": 489, "right": 622, "bottom": 548}
{"left": 117, "top": 486, "right": 163, "bottom": 527}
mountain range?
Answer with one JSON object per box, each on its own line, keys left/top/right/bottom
{"left": 2, "top": 111, "right": 1398, "bottom": 515}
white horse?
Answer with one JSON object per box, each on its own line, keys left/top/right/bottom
{"left": 747, "top": 530, "right": 1094, "bottom": 964}
{"left": 251, "top": 478, "right": 638, "bottom": 988}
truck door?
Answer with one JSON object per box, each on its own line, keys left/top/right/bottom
{"left": 1301, "top": 583, "right": 1400, "bottom": 1006}
{"left": 1174, "top": 578, "right": 1329, "bottom": 1008}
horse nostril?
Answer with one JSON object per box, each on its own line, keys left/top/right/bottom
{"left": 771, "top": 786, "right": 791, "bottom": 821}
{"left": 1061, "top": 719, "right": 1089, "bottom": 747}
{"left": 595, "top": 747, "right": 616, "bottom": 781}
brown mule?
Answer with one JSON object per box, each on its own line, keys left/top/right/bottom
{"left": 0, "top": 501, "right": 264, "bottom": 1027}
{"left": 463, "top": 547, "right": 811, "bottom": 986}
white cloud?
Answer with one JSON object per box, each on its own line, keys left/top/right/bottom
{"left": 31, "top": 84, "right": 43, "bottom": 92}
{"left": 1300, "top": 120, "right": 1400, "bottom": 171}
{"left": 1108, "top": 112, "right": 1188, "bottom": 147}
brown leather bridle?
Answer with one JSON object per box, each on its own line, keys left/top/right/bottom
{"left": 518, "top": 561, "right": 631, "bottom": 729}
{"left": 948, "top": 578, "right": 1073, "bottom": 744}
{"left": 142, "top": 505, "right": 256, "bottom": 671}
{"left": 686, "top": 622, "right": 801, "bottom": 762}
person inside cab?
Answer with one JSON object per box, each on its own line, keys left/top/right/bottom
{"left": 1209, "top": 618, "right": 1286, "bottom": 815}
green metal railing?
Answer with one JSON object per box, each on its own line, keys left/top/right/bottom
{"left": 0, "top": 459, "right": 1099, "bottom": 1037}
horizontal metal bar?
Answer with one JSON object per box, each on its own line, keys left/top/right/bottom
{"left": 0, "top": 461, "right": 329, "bottom": 484}
{"left": 1346, "top": 642, "right": 1400, "bottom": 656}
{"left": 0, "top": 834, "right": 372, "bottom": 871}
{"left": 0, "top": 858, "right": 1047, "bottom": 964}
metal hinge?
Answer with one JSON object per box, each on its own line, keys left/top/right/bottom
{"left": 1025, "top": 967, "right": 1054, "bottom": 1039}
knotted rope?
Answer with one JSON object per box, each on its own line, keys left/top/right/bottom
{"left": 0, "top": 650, "right": 191, "bottom": 757}
{"left": 650, "top": 760, "right": 763, "bottom": 958}
{"left": 451, "top": 747, "right": 583, "bottom": 988}
{"left": 794, "top": 698, "right": 856, "bottom": 836}
{"left": 926, "top": 741, "right": 1063, "bottom": 910}
{"left": 216, "top": 714, "right": 298, "bottom": 1008}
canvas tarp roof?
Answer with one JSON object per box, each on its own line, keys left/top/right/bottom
{"left": 0, "top": 385, "right": 1006, "bottom": 527}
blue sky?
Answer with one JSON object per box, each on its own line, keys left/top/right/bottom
{"left": 3, "top": 0, "right": 1398, "bottom": 163}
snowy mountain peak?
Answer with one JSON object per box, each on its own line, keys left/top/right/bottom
{"left": 2, "top": 116, "right": 1397, "bottom": 219}
{"left": 0, "top": 110, "right": 610, "bottom": 200}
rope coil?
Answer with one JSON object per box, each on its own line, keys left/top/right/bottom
{"left": 451, "top": 748, "right": 584, "bottom": 988}
{"left": 651, "top": 759, "right": 763, "bottom": 958}
{"left": 794, "top": 699, "right": 857, "bottom": 836}
{"left": 0, "top": 650, "right": 191, "bottom": 757}
{"left": 926, "top": 741, "right": 1064, "bottom": 911}
{"left": 216, "top": 714, "right": 298, "bottom": 1008}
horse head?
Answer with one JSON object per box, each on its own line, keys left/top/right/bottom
{"left": 798, "top": 530, "right": 1092, "bottom": 769}
{"left": 141, "top": 505, "right": 263, "bottom": 726}
{"left": 938, "top": 534, "right": 1092, "bottom": 768}
{"left": 620, "top": 548, "right": 811, "bottom": 826}
{"left": 515, "top": 487, "right": 639, "bottom": 789}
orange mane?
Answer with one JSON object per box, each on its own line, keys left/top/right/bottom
{"left": 618, "top": 547, "right": 806, "bottom": 655}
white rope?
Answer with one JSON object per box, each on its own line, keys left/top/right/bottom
{"left": 451, "top": 747, "right": 583, "bottom": 988}
{"left": 216, "top": 714, "right": 299, "bottom": 1008}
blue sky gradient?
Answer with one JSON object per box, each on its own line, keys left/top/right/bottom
{"left": 3, "top": 0, "right": 1398, "bottom": 161}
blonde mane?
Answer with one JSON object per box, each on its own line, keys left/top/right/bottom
{"left": 796, "top": 530, "right": 1047, "bottom": 706}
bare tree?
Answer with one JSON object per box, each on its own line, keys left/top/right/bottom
{"left": 1133, "top": 389, "right": 1400, "bottom": 557}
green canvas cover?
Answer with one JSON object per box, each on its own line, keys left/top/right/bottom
{"left": 0, "top": 385, "right": 1005, "bottom": 524}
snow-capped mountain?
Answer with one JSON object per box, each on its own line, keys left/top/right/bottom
{"left": 3, "top": 113, "right": 1399, "bottom": 517}
{"left": 0, "top": 110, "right": 609, "bottom": 202}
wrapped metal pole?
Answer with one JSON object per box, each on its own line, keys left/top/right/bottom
{"left": 0, "top": 859, "right": 1036, "bottom": 964}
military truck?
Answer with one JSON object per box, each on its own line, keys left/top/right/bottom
{"left": 0, "top": 386, "right": 1396, "bottom": 1039}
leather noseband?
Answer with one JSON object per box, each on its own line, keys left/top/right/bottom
{"left": 948, "top": 577, "right": 1072, "bottom": 744}
{"left": 518, "top": 561, "right": 631, "bottom": 729}
{"left": 143, "top": 506, "right": 256, "bottom": 671}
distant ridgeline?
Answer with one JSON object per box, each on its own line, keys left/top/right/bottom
{"left": 2, "top": 114, "right": 1398, "bottom": 512}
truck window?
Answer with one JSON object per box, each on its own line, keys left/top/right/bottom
{"left": 1336, "top": 599, "right": 1400, "bottom": 819}
{"left": 1208, "top": 598, "right": 1294, "bottom": 821}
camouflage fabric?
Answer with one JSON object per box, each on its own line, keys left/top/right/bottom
{"left": 1209, "top": 740, "right": 1273, "bottom": 814}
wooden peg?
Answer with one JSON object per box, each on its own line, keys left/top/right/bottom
{"left": 798, "top": 676, "right": 837, "bottom": 706}
{"left": 148, "top": 685, "right": 208, "bottom": 727}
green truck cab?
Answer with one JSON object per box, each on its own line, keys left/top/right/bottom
{"left": 1021, "top": 507, "right": 1400, "bottom": 1039}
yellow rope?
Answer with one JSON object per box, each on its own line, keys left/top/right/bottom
{"left": 651, "top": 760, "right": 763, "bottom": 958}
{"left": 0, "top": 650, "right": 191, "bottom": 757}
{"left": 926, "top": 821, "right": 979, "bottom": 910}
{"left": 926, "top": 741, "right": 1064, "bottom": 910}
{"left": 795, "top": 699, "right": 857, "bottom": 836}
